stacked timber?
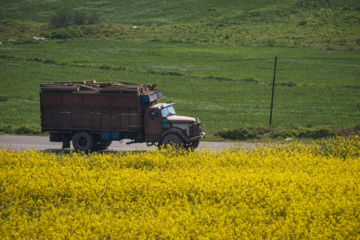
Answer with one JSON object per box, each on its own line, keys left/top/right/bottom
{"left": 40, "top": 80, "right": 157, "bottom": 94}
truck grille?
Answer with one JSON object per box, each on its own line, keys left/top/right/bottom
{"left": 195, "top": 123, "right": 202, "bottom": 135}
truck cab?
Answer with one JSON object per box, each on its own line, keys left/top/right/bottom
{"left": 144, "top": 103, "right": 205, "bottom": 149}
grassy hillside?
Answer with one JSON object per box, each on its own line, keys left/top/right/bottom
{"left": 0, "top": 0, "right": 296, "bottom": 24}
{"left": 1, "top": 0, "right": 359, "bottom": 49}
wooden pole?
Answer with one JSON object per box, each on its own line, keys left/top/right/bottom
{"left": 269, "top": 56, "right": 277, "bottom": 127}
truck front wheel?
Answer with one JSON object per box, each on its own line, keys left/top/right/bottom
{"left": 186, "top": 139, "right": 200, "bottom": 150}
{"left": 161, "top": 133, "right": 184, "bottom": 149}
{"left": 72, "top": 131, "right": 95, "bottom": 152}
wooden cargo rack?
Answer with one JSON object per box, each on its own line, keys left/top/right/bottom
{"left": 40, "top": 80, "right": 157, "bottom": 94}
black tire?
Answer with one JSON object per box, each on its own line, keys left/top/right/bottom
{"left": 186, "top": 139, "right": 200, "bottom": 150}
{"left": 95, "top": 140, "right": 112, "bottom": 151}
{"left": 72, "top": 131, "right": 95, "bottom": 152}
{"left": 161, "top": 133, "right": 184, "bottom": 149}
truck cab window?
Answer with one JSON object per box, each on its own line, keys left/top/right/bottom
{"left": 150, "top": 111, "right": 160, "bottom": 120}
{"left": 161, "top": 106, "right": 176, "bottom": 117}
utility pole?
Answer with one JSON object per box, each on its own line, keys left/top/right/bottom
{"left": 269, "top": 56, "right": 277, "bottom": 127}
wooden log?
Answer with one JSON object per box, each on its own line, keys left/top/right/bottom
{"left": 51, "top": 80, "right": 96, "bottom": 85}
{"left": 41, "top": 80, "right": 155, "bottom": 94}
{"left": 99, "top": 87, "right": 138, "bottom": 94}
{"left": 84, "top": 80, "right": 96, "bottom": 84}
{"left": 78, "top": 84, "right": 98, "bottom": 91}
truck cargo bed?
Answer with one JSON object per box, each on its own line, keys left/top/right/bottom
{"left": 40, "top": 80, "right": 163, "bottom": 134}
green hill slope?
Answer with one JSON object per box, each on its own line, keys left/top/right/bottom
{"left": 0, "top": 0, "right": 294, "bottom": 24}
{"left": 0, "top": 0, "right": 359, "bottom": 49}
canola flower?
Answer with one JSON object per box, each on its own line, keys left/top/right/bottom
{"left": 0, "top": 135, "right": 359, "bottom": 239}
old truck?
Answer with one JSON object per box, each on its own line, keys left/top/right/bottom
{"left": 40, "top": 80, "right": 205, "bottom": 151}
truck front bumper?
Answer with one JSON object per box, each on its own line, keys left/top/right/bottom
{"left": 185, "top": 132, "right": 205, "bottom": 142}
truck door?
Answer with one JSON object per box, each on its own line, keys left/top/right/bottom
{"left": 145, "top": 110, "right": 162, "bottom": 137}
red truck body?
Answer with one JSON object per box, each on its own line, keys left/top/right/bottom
{"left": 40, "top": 81, "right": 204, "bottom": 151}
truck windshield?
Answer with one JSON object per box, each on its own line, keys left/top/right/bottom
{"left": 161, "top": 106, "right": 176, "bottom": 117}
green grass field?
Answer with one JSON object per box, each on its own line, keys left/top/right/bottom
{"left": 0, "top": 0, "right": 301, "bottom": 23}
{"left": 0, "top": 0, "right": 359, "bottom": 139}
{"left": 1, "top": 42, "right": 359, "bottom": 136}
{"left": 1, "top": 0, "right": 359, "bottom": 49}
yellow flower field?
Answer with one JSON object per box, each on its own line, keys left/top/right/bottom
{"left": 1, "top": 136, "right": 359, "bottom": 239}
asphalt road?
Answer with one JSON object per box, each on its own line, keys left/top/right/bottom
{"left": 0, "top": 135, "right": 257, "bottom": 152}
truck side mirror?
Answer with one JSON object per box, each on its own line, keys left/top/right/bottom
{"left": 150, "top": 112, "right": 156, "bottom": 120}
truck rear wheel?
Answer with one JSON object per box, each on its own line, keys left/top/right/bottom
{"left": 95, "top": 140, "right": 112, "bottom": 151}
{"left": 72, "top": 131, "right": 95, "bottom": 152}
{"left": 161, "top": 133, "right": 183, "bottom": 149}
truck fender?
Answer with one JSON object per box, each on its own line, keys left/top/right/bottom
{"left": 161, "top": 128, "right": 187, "bottom": 141}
